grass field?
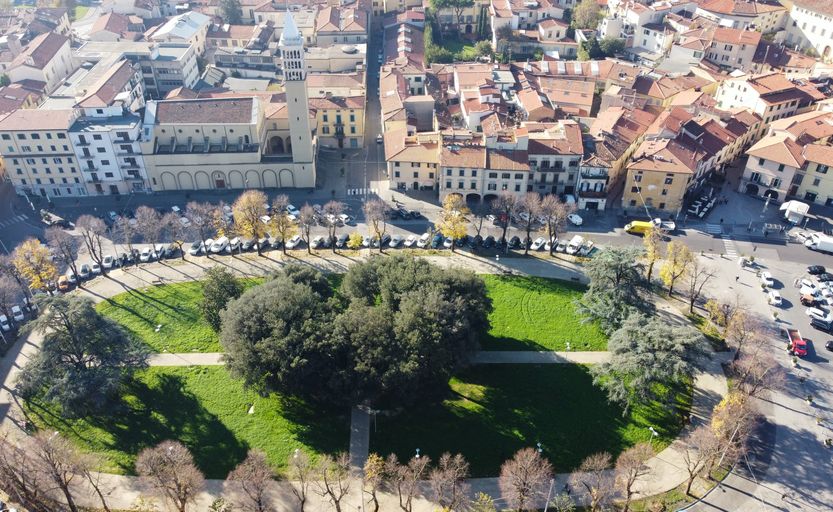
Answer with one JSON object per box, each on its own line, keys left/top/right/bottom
{"left": 74, "top": 5, "right": 90, "bottom": 19}
{"left": 26, "top": 366, "right": 347, "bottom": 478}
{"left": 370, "top": 364, "right": 690, "bottom": 477}
{"left": 96, "top": 278, "right": 262, "bottom": 353}
{"left": 481, "top": 275, "right": 607, "bottom": 351}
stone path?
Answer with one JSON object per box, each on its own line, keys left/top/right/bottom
{"left": 0, "top": 251, "right": 729, "bottom": 511}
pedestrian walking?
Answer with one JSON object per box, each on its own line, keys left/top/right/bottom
{"left": 735, "top": 275, "right": 740, "bottom": 282}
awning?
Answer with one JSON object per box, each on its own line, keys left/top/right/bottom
{"left": 779, "top": 200, "right": 810, "bottom": 216}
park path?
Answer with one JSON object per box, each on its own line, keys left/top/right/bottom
{"left": 0, "top": 251, "right": 729, "bottom": 511}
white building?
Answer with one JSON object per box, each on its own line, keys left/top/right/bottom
{"left": 7, "top": 32, "right": 74, "bottom": 94}
{"left": 147, "top": 11, "right": 211, "bottom": 57}
{"left": 786, "top": 0, "right": 833, "bottom": 61}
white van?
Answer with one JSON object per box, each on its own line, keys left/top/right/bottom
{"left": 566, "top": 235, "right": 584, "bottom": 255}
{"left": 210, "top": 236, "right": 229, "bottom": 253}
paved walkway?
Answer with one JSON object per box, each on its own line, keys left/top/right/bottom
{"left": 0, "top": 251, "right": 728, "bottom": 511}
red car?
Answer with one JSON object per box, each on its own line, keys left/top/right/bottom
{"left": 787, "top": 328, "right": 808, "bottom": 357}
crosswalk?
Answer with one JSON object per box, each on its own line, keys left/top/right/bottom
{"left": 346, "top": 188, "right": 379, "bottom": 196}
{"left": 704, "top": 223, "right": 723, "bottom": 235}
{"left": 721, "top": 234, "right": 738, "bottom": 258}
{"left": 0, "top": 214, "right": 28, "bottom": 229}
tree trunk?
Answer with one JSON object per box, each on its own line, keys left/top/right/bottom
{"left": 685, "top": 475, "right": 695, "bottom": 496}
{"left": 56, "top": 481, "right": 79, "bottom": 512}
{"left": 646, "top": 261, "right": 654, "bottom": 282}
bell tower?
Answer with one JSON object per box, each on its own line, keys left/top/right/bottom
{"left": 279, "top": 12, "right": 314, "bottom": 164}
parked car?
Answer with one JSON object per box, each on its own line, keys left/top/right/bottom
{"left": 508, "top": 236, "right": 521, "bottom": 249}
{"left": 389, "top": 234, "right": 404, "bottom": 248}
{"left": 66, "top": 270, "right": 77, "bottom": 283}
{"left": 210, "top": 236, "right": 229, "bottom": 254}
{"left": 91, "top": 262, "right": 102, "bottom": 275}
{"left": 108, "top": 211, "right": 118, "bottom": 222}
{"left": 431, "top": 234, "right": 444, "bottom": 249}
{"left": 417, "top": 233, "right": 431, "bottom": 248}
{"left": 240, "top": 238, "right": 255, "bottom": 251}
{"left": 818, "top": 273, "right": 833, "bottom": 283}
{"left": 760, "top": 271, "right": 775, "bottom": 287}
{"left": 11, "top": 305, "right": 24, "bottom": 322}
{"left": 767, "top": 290, "right": 783, "bottom": 306}
{"left": 806, "top": 307, "right": 830, "bottom": 321}
{"left": 0, "top": 315, "right": 10, "bottom": 332}
{"left": 286, "top": 204, "right": 300, "bottom": 217}
{"left": 102, "top": 254, "right": 115, "bottom": 269}
{"left": 380, "top": 234, "right": 392, "bottom": 247}
{"left": 227, "top": 237, "right": 242, "bottom": 253}
{"left": 469, "top": 235, "right": 483, "bottom": 249}
{"left": 808, "top": 265, "right": 826, "bottom": 275}
{"left": 443, "top": 237, "right": 453, "bottom": 249}
{"left": 482, "top": 236, "right": 495, "bottom": 249}
{"left": 286, "top": 235, "right": 303, "bottom": 249}
{"left": 404, "top": 234, "right": 417, "bottom": 248}
{"left": 188, "top": 241, "right": 202, "bottom": 256}
{"left": 57, "top": 275, "right": 71, "bottom": 292}
{"left": 269, "top": 237, "right": 283, "bottom": 250}
{"left": 257, "top": 236, "right": 271, "bottom": 251}
{"left": 801, "top": 294, "right": 818, "bottom": 306}
{"left": 163, "top": 244, "right": 179, "bottom": 258}
{"left": 336, "top": 233, "right": 349, "bottom": 248}
{"left": 79, "top": 264, "right": 91, "bottom": 279}
{"left": 811, "top": 317, "right": 833, "bottom": 333}
{"left": 339, "top": 214, "right": 355, "bottom": 225}
{"left": 139, "top": 247, "right": 154, "bottom": 262}
{"left": 23, "top": 297, "right": 38, "bottom": 313}
{"left": 826, "top": 340, "right": 833, "bottom": 351}
{"left": 567, "top": 213, "right": 583, "bottom": 226}
{"left": 311, "top": 236, "right": 327, "bottom": 249}
{"left": 530, "top": 237, "right": 546, "bottom": 251}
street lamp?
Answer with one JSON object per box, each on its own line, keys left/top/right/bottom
{"left": 648, "top": 426, "right": 659, "bottom": 448}
{"left": 415, "top": 448, "right": 421, "bottom": 459}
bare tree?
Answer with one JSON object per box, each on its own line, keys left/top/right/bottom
{"left": 135, "top": 440, "right": 205, "bottom": 512}
{"left": 162, "top": 212, "right": 189, "bottom": 261}
{"left": 686, "top": 257, "right": 716, "bottom": 313}
{"left": 571, "top": 452, "right": 613, "bottom": 512}
{"left": 539, "top": 195, "right": 573, "bottom": 256}
{"left": 615, "top": 443, "right": 653, "bottom": 512}
{"left": 470, "top": 201, "right": 488, "bottom": 238}
{"left": 269, "top": 194, "right": 297, "bottom": 255}
{"left": 323, "top": 200, "right": 345, "bottom": 252}
{"left": 725, "top": 308, "right": 764, "bottom": 361}
{"left": 186, "top": 202, "right": 218, "bottom": 254}
{"left": 710, "top": 391, "right": 756, "bottom": 473}
{"left": 228, "top": 450, "right": 273, "bottom": 512}
{"left": 114, "top": 215, "right": 138, "bottom": 265}
{"left": 0, "top": 275, "right": 20, "bottom": 323}
{"left": 363, "top": 198, "right": 388, "bottom": 253}
{"left": 491, "top": 192, "right": 518, "bottom": 247}
{"left": 363, "top": 453, "right": 385, "bottom": 512}
{"left": 499, "top": 447, "right": 553, "bottom": 512}
{"left": 429, "top": 452, "right": 470, "bottom": 511}
{"left": 518, "top": 193, "right": 542, "bottom": 255}
{"left": 0, "top": 433, "right": 55, "bottom": 511}
{"left": 134, "top": 207, "right": 163, "bottom": 260}
{"left": 31, "top": 431, "right": 81, "bottom": 512}
{"left": 731, "top": 351, "right": 784, "bottom": 399}
{"left": 75, "top": 214, "right": 107, "bottom": 272}
{"left": 288, "top": 448, "right": 314, "bottom": 512}
{"left": 313, "top": 452, "right": 351, "bottom": 512}
{"left": 682, "top": 426, "right": 720, "bottom": 496}
{"left": 299, "top": 204, "right": 316, "bottom": 254}
{"left": 46, "top": 227, "right": 80, "bottom": 281}
{"left": 0, "top": 253, "right": 31, "bottom": 298}
{"left": 385, "top": 453, "right": 431, "bottom": 512}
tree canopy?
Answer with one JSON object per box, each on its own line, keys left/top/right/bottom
{"left": 17, "top": 296, "right": 149, "bottom": 417}
{"left": 572, "top": 0, "right": 603, "bottom": 30}
{"left": 220, "top": 256, "right": 491, "bottom": 407}
{"left": 577, "top": 247, "right": 651, "bottom": 333}
{"left": 219, "top": 0, "right": 243, "bottom": 24}
{"left": 201, "top": 266, "right": 243, "bottom": 331}
{"left": 591, "top": 312, "right": 707, "bottom": 413}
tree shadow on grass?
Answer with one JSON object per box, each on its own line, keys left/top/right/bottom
{"left": 28, "top": 372, "right": 248, "bottom": 479}
{"left": 370, "top": 365, "right": 689, "bottom": 477}
{"left": 279, "top": 395, "right": 349, "bottom": 457}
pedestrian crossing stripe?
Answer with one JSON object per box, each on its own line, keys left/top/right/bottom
{"left": 0, "top": 214, "right": 28, "bottom": 228}
{"left": 705, "top": 223, "right": 722, "bottom": 235}
{"left": 347, "top": 188, "right": 379, "bottom": 196}
{"left": 721, "top": 234, "right": 738, "bottom": 257}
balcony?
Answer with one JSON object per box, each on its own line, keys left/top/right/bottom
{"left": 578, "top": 189, "right": 607, "bottom": 199}
{"left": 580, "top": 170, "right": 609, "bottom": 180}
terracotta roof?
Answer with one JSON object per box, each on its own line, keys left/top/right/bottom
{"left": 0, "top": 108, "right": 74, "bottom": 131}
{"left": 712, "top": 27, "right": 761, "bottom": 46}
{"left": 441, "top": 145, "right": 487, "bottom": 168}
{"left": 747, "top": 133, "right": 805, "bottom": 167}
{"left": 306, "top": 72, "right": 364, "bottom": 89}
{"left": 316, "top": 6, "right": 366, "bottom": 33}
{"left": 526, "top": 121, "right": 583, "bottom": 155}
{"left": 700, "top": 0, "right": 784, "bottom": 16}
{"left": 753, "top": 42, "right": 816, "bottom": 71}
{"left": 746, "top": 72, "right": 796, "bottom": 95}
{"left": 384, "top": 128, "right": 439, "bottom": 163}
{"left": 90, "top": 12, "right": 129, "bottom": 36}
{"left": 308, "top": 95, "right": 365, "bottom": 110}
{"left": 770, "top": 111, "right": 833, "bottom": 143}
{"left": 791, "top": 0, "right": 833, "bottom": 17}
{"left": 11, "top": 32, "right": 68, "bottom": 70}
{"left": 629, "top": 139, "right": 698, "bottom": 174}
{"left": 488, "top": 149, "right": 530, "bottom": 171}
{"left": 153, "top": 98, "right": 255, "bottom": 124}
{"left": 76, "top": 60, "right": 136, "bottom": 108}
{"left": 803, "top": 144, "right": 833, "bottom": 167}
{"left": 207, "top": 23, "right": 258, "bottom": 40}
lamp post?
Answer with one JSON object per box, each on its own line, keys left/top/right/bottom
{"left": 415, "top": 448, "right": 421, "bottom": 459}
{"left": 648, "top": 426, "right": 659, "bottom": 448}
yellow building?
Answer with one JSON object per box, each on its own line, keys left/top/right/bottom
{"left": 623, "top": 139, "right": 698, "bottom": 214}
{"left": 792, "top": 145, "right": 833, "bottom": 205}
{"left": 384, "top": 129, "right": 440, "bottom": 190}
{"left": 309, "top": 95, "right": 366, "bottom": 148}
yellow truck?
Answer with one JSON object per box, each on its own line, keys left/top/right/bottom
{"left": 624, "top": 220, "right": 654, "bottom": 235}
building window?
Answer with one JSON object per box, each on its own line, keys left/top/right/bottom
{"left": 664, "top": 177, "right": 673, "bottom": 185}
{"left": 413, "top": 172, "right": 418, "bottom": 178}
{"left": 0, "top": 134, "right": 8, "bottom": 140}
{"left": 93, "top": 134, "right": 102, "bottom": 140}
{"left": 489, "top": 172, "right": 497, "bottom": 179}
{"left": 631, "top": 186, "right": 639, "bottom": 193}
{"left": 514, "top": 173, "right": 523, "bottom": 180}
{"left": 472, "top": 170, "right": 477, "bottom": 177}
{"left": 634, "top": 174, "right": 642, "bottom": 182}
{"left": 96, "top": 147, "right": 106, "bottom": 153}
{"left": 459, "top": 169, "right": 465, "bottom": 177}
{"left": 661, "top": 188, "right": 668, "bottom": 196}
{"left": 458, "top": 181, "right": 464, "bottom": 189}
{"left": 446, "top": 169, "right": 452, "bottom": 176}
{"left": 394, "top": 171, "right": 400, "bottom": 177}
{"left": 487, "top": 183, "right": 497, "bottom": 190}
{"left": 659, "top": 202, "right": 666, "bottom": 210}
{"left": 629, "top": 199, "right": 637, "bottom": 206}
{"left": 759, "top": 158, "right": 765, "bottom": 166}
{"left": 818, "top": 165, "right": 829, "bottom": 174}
{"left": 502, "top": 173, "right": 510, "bottom": 179}
{"left": 813, "top": 177, "right": 821, "bottom": 186}
{"left": 777, "top": 164, "right": 785, "bottom": 172}
{"left": 446, "top": 181, "right": 451, "bottom": 188}
{"left": 470, "top": 182, "right": 476, "bottom": 189}
{"left": 514, "top": 184, "right": 521, "bottom": 192}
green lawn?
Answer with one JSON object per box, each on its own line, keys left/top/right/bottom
{"left": 370, "top": 365, "right": 691, "bottom": 477}
{"left": 96, "top": 279, "right": 262, "bottom": 353}
{"left": 74, "top": 5, "right": 90, "bottom": 19}
{"left": 481, "top": 275, "right": 607, "bottom": 351}
{"left": 26, "top": 366, "right": 347, "bottom": 478}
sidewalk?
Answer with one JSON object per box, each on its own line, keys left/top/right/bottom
{"left": 0, "top": 252, "right": 728, "bottom": 511}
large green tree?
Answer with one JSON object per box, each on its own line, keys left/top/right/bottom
{"left": 430, "top": 0, "right": 475, "bottom": 27}
{"left": 572, "top": 0, "right": 603, "bottom": 30}
{"left": 577, "top": 247, "right": 650, "bottom": 333}
{"left": 201, "top": 266, "right": 243, "bottom": 331}
{"left": 591, "top": 313, "right": 707, "bottom": 413}
{"left": 220, "top": 0, "right": 243, "bottom": 24}
{"left": 17, "top": 296, "right": 149, "bottom": 417}
{"left": 220, "top": 256, "right": 490, "bottom": 407}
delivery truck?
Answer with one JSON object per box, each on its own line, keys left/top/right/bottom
{"left": 804, "top": 233, "right": 833, "bottom": 253}
{"left": 786, "top": 328, "right": 808, "bottom": 357}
